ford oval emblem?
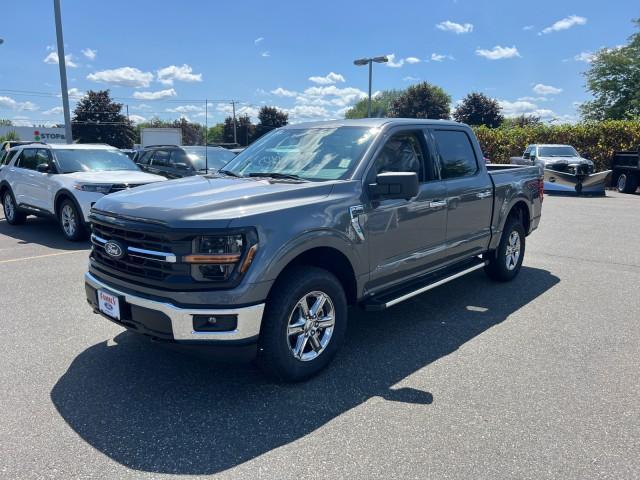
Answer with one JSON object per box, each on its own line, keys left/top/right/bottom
{"left": 104, "top": 240, "right": 126, "bottom": 260}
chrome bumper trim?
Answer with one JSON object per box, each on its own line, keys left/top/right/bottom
{"left": 85, "top": 272, "right": 264, "bottom": 342}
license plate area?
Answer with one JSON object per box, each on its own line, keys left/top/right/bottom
{"left": 98, "top": 289, "right": 121, "bottom": 320}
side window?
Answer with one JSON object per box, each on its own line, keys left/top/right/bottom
{"left": 432, "top": 130, "right": 478, "bottom": 179}
{"left": 151, "top": 150, "right": 170, "bottom": 167}
{"left": 370, "top": 131, "right": 431, "bottom": 182}
{"left": 15, "top": 149, "right": 39, "bottom": 170}
{"left": 137, "top": 151, "right": 153, "bottom": 165}
{"left": 35, "top": 149, "right": 52, "bottom": 168}
{"left": 169, "top": 149, "right": 190, "bottom": 168}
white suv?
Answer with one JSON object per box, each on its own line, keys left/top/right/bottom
{"left": 0, "top": 143, "right": 166, "bottom": 240}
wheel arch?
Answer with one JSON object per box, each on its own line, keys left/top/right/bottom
{"left": 54, "top": 189, "right": 87, "bottom": 225}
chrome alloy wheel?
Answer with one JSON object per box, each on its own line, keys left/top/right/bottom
{"left": 505, "top": 230, "right": 521, "bottom": 271}
{"left": 3, "top": 193, "right": 15, "bottom": 221}
{"left": 61, "top": 204, "right": 77, "bottom": 237}
{"left": 286, "top": 291, "right": 335, "bottom": 362}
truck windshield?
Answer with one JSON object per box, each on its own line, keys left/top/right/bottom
{"left": 54, "top": 149, "right": 140, "bottom": 173}
{"left": 538, "top": 146, "right": 578, "bottom": 157}
{"left": 221, "top": 127, "right": 378, "bottom": 181}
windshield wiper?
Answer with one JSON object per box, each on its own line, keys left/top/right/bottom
{"left": 248, "top": 172, "right": 307, "bottom": 181}
{"left": 218, "top": 169, "right": 243, "bottom": 178}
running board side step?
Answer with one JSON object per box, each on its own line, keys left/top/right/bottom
{"left": 362, "top": 257, "right": 487, "bottom": 311}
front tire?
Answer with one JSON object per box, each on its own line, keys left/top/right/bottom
{"left": 617, "top": 173, "right": 638, "bottom": 194}
{"left": 58, "top": 199, "right": 86, "bottom": 241}
{"left": 484, "top": 215, "right": 526, "bottom": 282}
{"left": 257, "top": 266, "right": 347, "bottom": 382}
{"left": 2, "top": 190, "right": 26, "bottom": 225}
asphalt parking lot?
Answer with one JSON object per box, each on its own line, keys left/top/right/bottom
{"left": 1, "top": 192, "right": 639, "bottom": 479}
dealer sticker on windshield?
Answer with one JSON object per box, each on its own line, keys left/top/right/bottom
{"left": 98, "top": 290, "right": 121, "bottom": 320}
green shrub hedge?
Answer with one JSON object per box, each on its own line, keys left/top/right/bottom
{"left": 473, "top": 120, "right": 640, "bottom": 171}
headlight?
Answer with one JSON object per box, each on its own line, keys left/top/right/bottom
{"left": 74, "top": 184, "right": 112, "bottom": 194}
{"left": 184, "top": 233, "right": 258, "bottom": 282}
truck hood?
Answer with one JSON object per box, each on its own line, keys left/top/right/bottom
{"left": 92, "top": 175, "right": 334, "bottom": 228}
{"left": 63, "top": 170, "right": 166, "bottom": 184}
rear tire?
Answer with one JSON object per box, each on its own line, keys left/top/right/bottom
{"left": 484, "top": 215, "right": 526, "bottom": 282}
{"left": 58, "top": 199, "right": 86, "bottom": 241}
{"left": 257, "top": 266, "right": 347, "bottom": 382}
{"left": 617, "top": 173, "right": 639, "bottom": 194}
{"left": 2, "top": 190, "right": 26, "bottom": 225}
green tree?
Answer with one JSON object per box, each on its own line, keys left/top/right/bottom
{"left": 0, "top": 130, "right": 19, "bottom": 143}
{"left": 172, "top": 117, "right": 205, "bottom": 145}
{"left": 0, "top": 119, "right": 13, "bottom": 126}
{"left": 207, "top": 123, "right": 225, "bottom": 144}
{"left": 71, "top": 90, "right": 135, "bottom": 148}
{"left": 223, "top": 115, "right": 255, "bottom": 146}
{"left": 501, "top": 114, "right": 542, "bottom": 127}
{"left": 345, "top": 90, "right": 403, "bottom": 118}
{"left": 255, "top": 106, "right": 288, "bottom": 139}
{"left": 388, "top": 82, "right": 451, "bottom": 119}
{"left": 580, "top": 19, "right": 640, "bottom": 120}
{"left": 453, "top": 92, "right": 503, "bottom": 127}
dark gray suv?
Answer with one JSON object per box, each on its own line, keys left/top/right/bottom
{"left": 136, "top": 145, "right": 237, "bottom": 178}
{"left": 85, "top": 119, "right": 543, "bottom": 381}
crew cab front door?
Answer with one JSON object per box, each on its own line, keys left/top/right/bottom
{"left": 430, "top": 128, "right": 493, "bottom": 261}
{"left": 364, "top": 128, "right": 447, "bottom": 293}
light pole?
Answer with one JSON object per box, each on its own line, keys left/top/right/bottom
{"left": 53, "top": 0, "right": 72, "bottom": 144}
{"left": 353, "top": 56, "right": 388, "bottom": 117}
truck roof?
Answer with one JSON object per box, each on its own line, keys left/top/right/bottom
{"left": 282, "top": 118, "right": 464, "bottom": 129}
{"left": 14, "top": 143, "right": 118, "bottom": 150}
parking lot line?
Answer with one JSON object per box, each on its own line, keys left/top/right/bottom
{"left": 0, "top": 250, "right": 87, "bottom": 264}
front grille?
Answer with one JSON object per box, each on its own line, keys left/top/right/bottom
{"left": 108, "top": 183, "right": 147, "bottom": 194}
{"left": 90, "top": 221, "right": 193, "bottom": 286}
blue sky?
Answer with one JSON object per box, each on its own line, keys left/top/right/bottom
{"left": 0, "top": 0, "right": 637, "bottom": 126}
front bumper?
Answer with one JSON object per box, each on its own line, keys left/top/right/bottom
{"left": 544, "top": 169, "right": 612, "bottom": 194}
{"left": 85, "top": 272, "right": 264, "bottom": 344}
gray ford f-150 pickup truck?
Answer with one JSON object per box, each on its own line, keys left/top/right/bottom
{"left": 85, "top": 119, "right": 543, "bottom": 381}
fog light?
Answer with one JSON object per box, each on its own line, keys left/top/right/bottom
{"left": 193, "top": 314, "right": 238, "bottom": 332}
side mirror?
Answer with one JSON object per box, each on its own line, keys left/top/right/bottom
{"left": 369, "top": 172, "right": 419, "bottom": 200}
{"left": 523, "top": 153, "right": 530, "bottom": 159}
{"left": 36, "top": 163, "right": 51, "bottom": 173}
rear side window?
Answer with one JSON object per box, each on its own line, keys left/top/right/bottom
{"left": 15, "top": 149, "right": 40, "bottom": 170}
{"left": 432, "top": 130, "right": 478, "bottom": 179}
{"left": 137, "top": 151, "right": 153, "bottom": 165}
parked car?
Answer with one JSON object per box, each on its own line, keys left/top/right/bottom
{"left": 0, "top": 143, "right": 166, "bottom": 240}
{"left": 511, "top": 144, "right": 611, "bottom": 195}
{"left": 611, "top": 149, "right": 639, "bottom": 194}
{"left": 1, "top": 141, "right": 40, "bottom": 168}
{"left": 136, "top": 145, "right": 237, "bottom": 178}
{"left": 85, "top": 119, "right": 543, "bottom": 381}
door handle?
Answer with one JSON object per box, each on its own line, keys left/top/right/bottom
{"left": 476, "top": 191, "right": 492, "bottom": 199}
{"left": 429, "top": 200, "right": 447, "bottom": 208}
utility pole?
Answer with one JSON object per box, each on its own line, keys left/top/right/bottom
{"left": 231, "top": 100, "right": 237, "bottom": 145}
{"left": 53, "top": 0, "right": 72, "bottom": 144}
{"left": 204, "top": 98, "right": 208, "bottom": 173}
{"left": 126, "top": 104, "right": 130, "bottom": 122}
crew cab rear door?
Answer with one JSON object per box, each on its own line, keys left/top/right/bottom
{"left": 364, "top": 126, "right": 447, "bottom": 292}
{"left": 429, "top": 127, "right": 493, "bottom": 260}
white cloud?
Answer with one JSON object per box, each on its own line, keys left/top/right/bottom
{"left": 308, "top": 72, "right": 346, "bottom": 85}
{"left": 81, "top": 48, "right": 96, "bottom": 60}
{"left": 128, "top": 114, "right": 146, "bottom": 124}
{"left": 405, "top": 57, "right": 421, "bottom": 64}
{"left": 87, "top": 67, "right": 154, "bottom": 87}
{"left": 43, "top": 51, "right": 78, "bottom": 68}
{"left": 386, "top": 54, "right": 404, "bottom": 68}
{"left": 574, "top": 51, "right": 595, "bottom": 63}
{"left": 166, "top": 104, "right": 203, "bottom": 113}
{"left": 430, "top": 53, "right": 454, "bottom": 62}
{"left": 271, "top": 87, "right": 298, "bottom": 97}
{"left": 436, "top": 20, "right": 473, "bottom": 34}
{"left": 254, "top": 37, "right": 264, "bottom": 45}
{"left": 499, "top": 99, "right": 561, "bottom": 121}
{"left": 286, "top": 105, "right": 332, "bottom": 121}
{"left": 46, "top": 45, "right": 55, "bottom": 51}
{"left": 156, "top": 64, "right": 202, "bottom": 85}
{"left": 403, "top": 76, "right": 420, "bottom": 82}
{"left": 131, "top": 103, "right": 152, "bottom": 111}
{"left": 540, "top": 15, "right": 587, "bottom": 35}
{"left": 43, "top": 106, "right": 64, "bottom": 115}
{"left": 517, "top": 96, "right": 549, "bottom": 102}
{"left": 523, "top": 25, "right": 535, "bottom": 31}
{"left": 299, "top": 85, "right": 367, "bottom": 107}
{"left": 132, "top": 88, "right": 177, "bottom": 100}
{"left": 475, "top": 45, "right": 521, "bottom": 60}
{"left": 261, "top": 51, "right": 271, "bottom": 57}
{"left": 215, "top": 103, "right": 260, "bottom": 119}
{"left": 10, "top": 116, "right": 36, "bottom": 127}
{"left": 532, "top": 83, "right": 562, "bottom": 95}
{"left": 0, "top": 96, "right": 39, "bottom": 111}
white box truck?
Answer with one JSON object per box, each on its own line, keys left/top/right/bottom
{"left": 140, "top": 128, "right": 182, "bottom": 147}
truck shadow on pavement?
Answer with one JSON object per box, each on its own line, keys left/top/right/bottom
{"left": 51, "top": 266, "right": 559, "bottom": 475}
{"left": 0, "top": 216, "right": 89, "bottom": 250}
